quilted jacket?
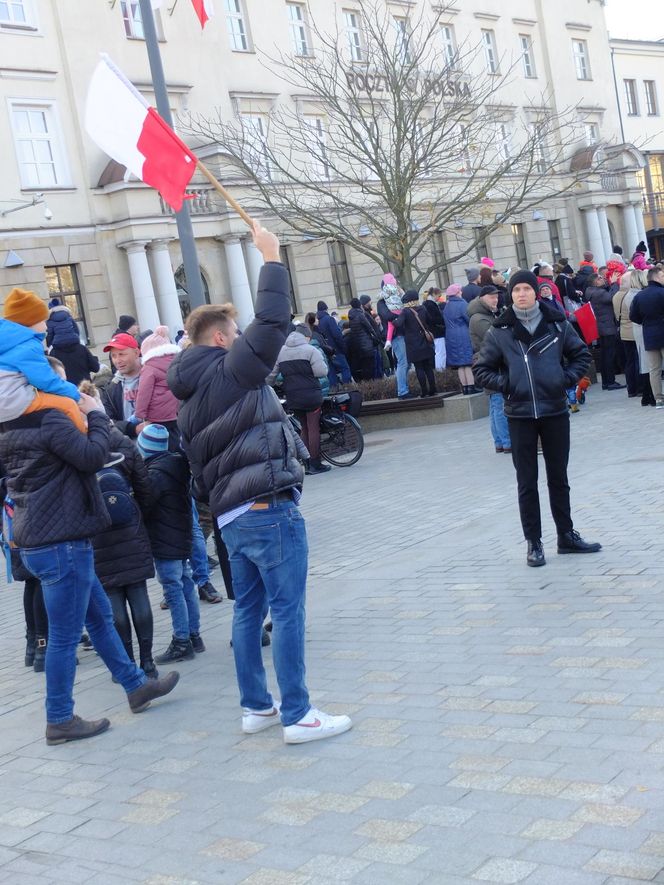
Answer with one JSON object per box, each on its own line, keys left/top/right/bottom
{"left": 142, "top": 451, "right": 192, "bottom": 560}
{"left": 91, "top": 428, "right": 155, "bottom": 589}
{"left": 0, "top": 408, "right": 111, "bottom": 548}
{"left": 134, "top": 345, "right": 180, "bottom": 423}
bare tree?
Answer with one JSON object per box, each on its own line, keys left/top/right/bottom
{"left": 186, "top": 2, "right": 610, "bottom": 288}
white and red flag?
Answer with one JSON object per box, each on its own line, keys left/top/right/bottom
{"left": 151, "top": 0, "right": 214, "bottom": 29}
{"left": 84, "top": 55, "right": 196, "bottom": 212}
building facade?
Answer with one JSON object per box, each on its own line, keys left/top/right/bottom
{"left": 610, "top": 37, "right": 664, "bottom": 260}
{"left": 0, "top": 0, "right": 649, "bottom": 349}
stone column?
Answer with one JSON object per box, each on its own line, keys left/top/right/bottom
{"left": 582, "top": 207, "right": 605, "bottom": 266}
{"left": 597, "top": 206, "right": 613, "bottom": 261}
{"left": 622, "top": 204, "right": 640, "bottom": 259}
{"left": 243, "top": 238, "right": 264, "bottom": 300}
{"left": 223, "top": 237, "right": 254, "bottom": 330}
{"left": 119, "top": 241, "right": 160, "bottom": 332}
{"left": 633, "top": 203, "right": 649, "bottom": 255}
{"left": 148, "top": 239, "right": 184, "bottom": 337}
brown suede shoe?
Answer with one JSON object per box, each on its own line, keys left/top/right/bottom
{"left": 127, "top": 671, "right": 180, "bottom": 714}
{"left": 46, "top": 715, "right": 110, "bottom": 746}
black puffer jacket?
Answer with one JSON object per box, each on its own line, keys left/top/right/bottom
{"left": 473, "top": 300, "right": 591, "bottom": 420}
{"left": 92, "top": 429, "right": 155, "bottom": 589}
{"left": 143, "top": 452, "right": 192, "bottom": 560}
{"left": 348, "top": 307, "right": 382, "bottom": 356}
{"left": 168, "top": 262, "right": 304, "bottom": 517}
{"left": 421, "top": 300, "right": 446, "bottom": 339}
{"left": 50, "top": 342, "right": 100, "bottom": 386}
{"left": 0, "top": 409, "right": 111, "bottom": 548}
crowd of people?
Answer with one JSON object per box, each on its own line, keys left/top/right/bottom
{"left": 1, "top": 221, "right": 663, "bottom": 744}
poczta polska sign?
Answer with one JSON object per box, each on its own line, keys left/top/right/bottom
{"left": 344, "top": 69, "right": 472, "bottom": 99}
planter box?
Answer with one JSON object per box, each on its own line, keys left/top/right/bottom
{"left": 359, "top": 391, "right": 489, "bottom": 434}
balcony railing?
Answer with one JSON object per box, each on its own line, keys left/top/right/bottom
{"left": 643, "top": 192, "right": 664, "bottom": 216}
{"left": 159, "top": 187, "right": 218, "bottom": 216}
{"left": 599, "top": 172, "right": 624, "bottom": 192}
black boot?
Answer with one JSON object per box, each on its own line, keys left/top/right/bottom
{"left": 190, "top": 633, "right": 206, "bottom": 653}
{"left": 262, "top": 627, "right": 271, "bottom": 647}
{"left": 557, "top": 530, "right": 602, "bottom": 554}
{"left": 307, "top": 459, "right": 331, "bottom": 474}
{"left": 25, "top": 632, "right": 36, "bottom": 667}
{"left": 33, "top": 637, "right": 47, "bottom": 672}
{"left": 155, "top": 636, "right": 195, "bottom": 664}
{"left": 141, "top": 659, "right": 159, "bottom": 680}
{"left": 527, "top": 540, "right": 546, "bottom": 567}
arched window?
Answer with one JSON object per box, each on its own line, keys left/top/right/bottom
{"left": 174, "top": 265, "right": 210, "bottom": 318}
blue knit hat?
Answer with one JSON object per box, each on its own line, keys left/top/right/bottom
{"left": 137, "top": 424, "right": 169, "bottom": 459}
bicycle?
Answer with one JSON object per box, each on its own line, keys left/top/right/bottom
{"left": 287, "top": 393, "right": 364, "bottom": 467}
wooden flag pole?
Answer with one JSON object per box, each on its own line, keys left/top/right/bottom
{"left": 195, "top": 160, "right": 254, "bottom": 228}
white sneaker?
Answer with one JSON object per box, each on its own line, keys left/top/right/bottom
{"left": 283, "top": 707, "right": 353, "bottom": 744}
{"left": 242, "top": 704, "right": 281, "bottom": 734}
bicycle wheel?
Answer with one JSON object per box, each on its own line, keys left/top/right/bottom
{"left": 320, "top": 413, "right": 364, "bottom": 466}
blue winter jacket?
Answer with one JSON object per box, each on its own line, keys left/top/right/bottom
{"left": 317, "top": 309, "right": 347, "bottom": 355}
{"left": 46, "top": 308, "right": 80, "bottom": 348}
{"left": 0, "top": 319, "right": 80, "bottom": 401}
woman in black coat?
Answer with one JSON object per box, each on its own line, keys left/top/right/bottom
{"left": 393, "top": 290, "right": 436, "bottom": 396}
{"left": 347, "top": 297, "right": 382, "bottom": 381}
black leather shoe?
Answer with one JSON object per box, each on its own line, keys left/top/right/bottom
{"left": 527, "top": 540, "right": 546, "bottom": 567}
{"left": 190, "top": 633, "right": 206, "bottom": 654}
{"left": 602, "top": 382, "right": 626, "bottom": 391}
{"left": 155, "top": 637, "right": 195, "bottom": 664}
{"left": 557, "top": 530, "right": 602, "bottom": 554}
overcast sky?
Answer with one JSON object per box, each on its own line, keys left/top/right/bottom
{"left": 604, "top": 0, "right": 664, "bottom": 40}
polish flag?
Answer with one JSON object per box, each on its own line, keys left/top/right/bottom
{"left": 84, "top": 55, "right": 196, "bottom": 212}
{"left": 151, "top": 0, "right": 214, "bottom": 29}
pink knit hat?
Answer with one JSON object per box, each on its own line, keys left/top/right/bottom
{"left": 446, "top": 283, "right": 463, "bottom": 297}
{"left": 140, "top": 325, "right": 171, "bottom": 355}
{"left": 382, "top": 273, "right": 397, "bottom": 286}
{"left": 480, "top": 257, "right": 495, "bottom": 268}
{"left": 632, "top": 254, "right": 650, "bottom": 271}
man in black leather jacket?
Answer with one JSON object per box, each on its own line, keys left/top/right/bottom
{"left": 168, "top": 222, "right": 352, "bottom": 745}
{"left": 474, "top": 270, "right": 601, "bottom": 567}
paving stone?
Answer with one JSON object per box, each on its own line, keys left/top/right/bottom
{"left": 585, "top": 849, "right": 663, "bottom": 879}
{"left": 471, "top": 857, "right": 538, "bottom": 882}
{"left": 572, "top": 803, "right": 644, "bottom": 827}
{"left": 520, "top": 819, "right": 585, "bottom": 841}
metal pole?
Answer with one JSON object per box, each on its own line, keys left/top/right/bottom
{"left": 137, "top": 0, "right": 205, "bottom": 309}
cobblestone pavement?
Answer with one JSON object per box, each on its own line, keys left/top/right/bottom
{"left": 2, "top": 386, "right": 664, "bottom": 884}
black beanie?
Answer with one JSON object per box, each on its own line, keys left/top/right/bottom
{"left": 350, "top": 297, "right": 361, "bottom": 309}
{"left": 479, "top": 285, "right": 499, "bottom": 297}
{"left": 402, "top": 289, "right": 419, "bottom": 304}
{"left": 561, "top": 264, "right": 575, "bottom": 275}
{"left": 508, "top": 270, "right": 539, "bottom": 297}
{"left": 317, "top": 300, "right": 328, "bottom": 311}
{"left": 636, "top": 241, "right": 647, "bottom": 254}
{"left": 118, "top": 314, "right": 137, "bottom": 332}
{"left": 360, "top": 294, "right": 372, "bottom": 306}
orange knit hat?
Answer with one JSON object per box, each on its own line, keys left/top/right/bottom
{"left": 3, "top": 288, "right": 49, "bottom": 327}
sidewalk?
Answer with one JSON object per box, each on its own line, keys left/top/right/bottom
{"left": 1, "top": 387, "right": 664, "bottom": 884}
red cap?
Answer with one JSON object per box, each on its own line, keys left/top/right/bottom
{"left": 103, "top": 333, "right": 139, "bottom": 352}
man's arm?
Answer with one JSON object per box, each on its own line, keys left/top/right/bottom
{"left": 223, "top": 224, "right": 291, "bottom": 389}
{"left": 629, "top": 295, "right": 643, "bottom": 324}
{"left": 562, "top": 323, "right": 592, "bottom": 387}
{"left": 473, "top": 329, "right": 508, "bottom": 393}
{"left": 45, "top": 406, "right": 110, "bottom": 473}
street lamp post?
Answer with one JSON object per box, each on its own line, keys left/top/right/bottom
{"left": 137, "top": 0, "right": 205, "bottom": 310}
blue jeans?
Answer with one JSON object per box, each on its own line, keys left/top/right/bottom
{"left": 221, "top": 502, "right": 310, "bottom": 727}
{"left": 392, "top": 334, "right": 409, "bottom": 396}
{"left": 489, "top": 393, "right": 511, "bottom": 448}
{"left": 20, "top": 540, "right": 145, "bottom": 724}
{"left": 154, "top": 558, "right": 200, "bottom": 640}
{"left": 328, "top": 352, "right": 352, "bottom": 387}
{"left": 189, "top": 500, "right": 209, "bottom": 588}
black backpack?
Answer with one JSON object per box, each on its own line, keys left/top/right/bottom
{"left": 97, "top": 458, "right": 139, "bottom": 527}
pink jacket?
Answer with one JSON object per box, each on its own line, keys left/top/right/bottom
{"left": 135, "top": 345, "right": 180, "bottom": 422}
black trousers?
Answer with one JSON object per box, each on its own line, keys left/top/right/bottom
{"left": 508, "top": 413, "right": 573, "bottom": 542}
{"left": 413, "top": 357, "right": 436, "bottom": 396}
{"left": 23, "top": 577, "right": 48, "bottom": 638}
{"left": 106, "top": 581, "right": 154, "bottom": 664}
{"left": 599, "top": 334, "right": 617, "bottom": 387}
{"left": 212, "top": 522, "right": 234, "bottom": 599}
{"left": 622, "top": 340, "right": 640, "bottom": 396}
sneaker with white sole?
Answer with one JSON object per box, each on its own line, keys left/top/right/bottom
{"left": 242, "top": 704, "right": 281, "bottom": 734}
{"left": 283, "top": 707, "right": 353, "bottom": 744}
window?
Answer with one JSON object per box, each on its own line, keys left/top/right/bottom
{"left": 474, "top": 227, "right": 489, "bottom": 262}
{"left": 572, "top": 39, "right": 590, "bottom": 80}
{"left": 511, "top": 223, "right": 528, "bottom": 268}
{"left": 645, "top": 80, "right": 659, "bottom": 116}
{"left": 0, "top": 0, "right": 34, "bottom": 28}
{"left": 45, "top": 266, "right": 88, "bottom": 343}
{"left": 624, "top": 79, "right": 639, "bottom": 116}
{"left": 393, "top": 16, "right": 411, "bottom": 64}
{"left": 497, "top": 122, "right": 512, "bottom": 163}
{"left": 305, "top": 116, "right": 329, "bottom": 179}
{"left": 519, "top": 34, "right": 536, "bottom": 78}
{"left": 529, "top": 122, "right": 547, "bottom": 173}
{"left": 240, "top": 114, "right": 272, "bottom": 180}
{"left": 9, "top": 102, "right": 69, "bottom": 189}
{"left": 584, "top": 122, "right": 599, "bottom": 146}
{"left": 279, "top": 245, "right": 298, "bottom": 312}
{"left": 224, "top": 0, "right": 250, "bottom": 51}
{"left": 327, "top": 241, "right": 352, "bottom": 304}
{"left": 440, "top": 24, "right": 457, "bottom": 69}
{"left": 433, "top": 231, "right": 450, "bottom": 289}
{"left": 287, "top": 3, "right": 311, "bottom": 57}
{"left": 482, "top": 29, "right": 499, "bottom": 74}
{"left": 548, "top": 220, "right": 562, "bottom": 264}
{"left": 120, "top": 1, "right": 143, "bottom": 38}
{"left": 343, "top": 10, "right": 364, "bottom": 62}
